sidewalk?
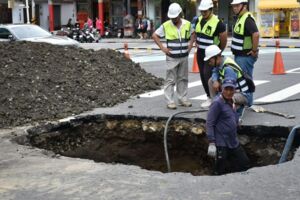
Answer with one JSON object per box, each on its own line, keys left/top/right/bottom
{"left": 98, "top": 37, "right": 300, "bottom": 45}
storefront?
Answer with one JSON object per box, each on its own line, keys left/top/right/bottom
{"left": 0, "top": 0, "right": 12, "bottom": 23}
{"left": 258, "top": 0, "right": 300, "bottom": 38}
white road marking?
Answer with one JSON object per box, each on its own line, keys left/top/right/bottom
{"left": 132, "top": 48, "right": 300, "bottom": 63}
{"left": 191, "top": 80, "right": 270, "bottom": 100}
{"left": 286, "top": 67, "right": 300, "bottom": 74}
{"left": 139, "top": 80, "right": 202, "bottom": 98}
{"left": 255, "top": 83, "right": 300, "bottom": 102}
{"left": 140, "top": 80, "right": 269, "bottom": 99}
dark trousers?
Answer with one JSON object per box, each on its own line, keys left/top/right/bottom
{"left": 214, "top": 145, "right": 250, "bottom": 175}
{"left": 197, "top": 50, "right": 212, "bottom": 97}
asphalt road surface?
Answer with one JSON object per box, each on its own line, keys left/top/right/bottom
{"left": 0, "top": 38, "right": 300, "bottom": 200}
{"left": 81, "top": 39, "right": 300, "bottom": 127}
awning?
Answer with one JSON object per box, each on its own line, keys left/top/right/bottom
{"left": 258, "top": 0, "right": 300, "bottom": 10}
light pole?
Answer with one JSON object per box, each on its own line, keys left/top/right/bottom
{"left": 25, "top": 0, "right": 30, "bottom": 24}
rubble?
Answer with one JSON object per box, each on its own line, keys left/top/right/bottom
{"left": 0, "top": 41, "right": 163, "bottom": 128}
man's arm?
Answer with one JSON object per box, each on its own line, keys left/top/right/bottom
{"left": 152, "top": 32, "right": 170, "bottom": 55}
{"left": 188, "top": 32, "right": 196, "bottom": 53}
{"left": 250, "top": 31, "right": 259, "bottom": 56}
{"left": 219, "top": 31, "right": 227, "bottom": 51}
{"left": 211, "top": 67, "right": 221, "bottom": 92}
{"left": 245, "top": 17, "right": 259, "bottom": 57}
{"left": 216, "top": 21, "right": 227, "bottom": 51}
{"left": 206, "top": 100, "right": 221, "bottom": 143}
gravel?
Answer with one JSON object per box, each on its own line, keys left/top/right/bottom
{"left": 0, "top": 41, "right": 163, "bottom": 128}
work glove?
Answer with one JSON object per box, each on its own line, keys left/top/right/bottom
{"left": 207, "top": 143, "right": 217, "bottom": 158}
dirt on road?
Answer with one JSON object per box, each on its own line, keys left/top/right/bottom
{"left": 0, "top": 41, "right": 163, "bottom": 128}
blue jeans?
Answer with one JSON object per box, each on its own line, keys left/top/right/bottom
{"left": 234, "top": 56, "right": 257, "bottom": 106}
{"left": 234, "top": 56, "right": 257, "bottom": 79}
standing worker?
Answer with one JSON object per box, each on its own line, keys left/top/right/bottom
{"left": 152, "top": 3, "right": 194, "bottom": 109}
{"left": 231, "top": 0, "right": 259, "bottom": 105}
{"left": 206, "top": 77, "right": 250, "bottom": 175}
{"left": 194, "top": 0, "right": 227, "bottom": 108}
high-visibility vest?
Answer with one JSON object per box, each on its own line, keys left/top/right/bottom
{"left": 220, "top": 57, "right": 249, "bottom": 93}
{"left": 231, "top": 12, "right": 255, "bottom": 54}
{"left": 195, "top": 15, "right": 220, "bottom": 50}
{"left": 163, "top": 19, "right": 191, "bottom": 58}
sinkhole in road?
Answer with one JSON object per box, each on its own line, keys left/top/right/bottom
{"left": 25, "top": 115, "right": 298, "bottom": 176}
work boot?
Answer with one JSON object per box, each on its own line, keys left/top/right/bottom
{"left": 179, "top": 100, "right": 192, "bottom": 107}
{"left": 167, "top": 103, "right": 177, "bottom": 109}
{"left": 201, "top": 98, "right": 212, "bottom": 108}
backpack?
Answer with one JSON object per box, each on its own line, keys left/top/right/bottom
{"left": 142, "top": 20, "right": 148, "bottom": 30}
{"left": 225, "top": 63, "right": 256, "bottom": 93}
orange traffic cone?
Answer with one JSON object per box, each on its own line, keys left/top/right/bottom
{"left": 272, "top": 40, "right": 285, "bottom": 75}
{"left": 190, "top": 48, "right": 200, "bottom": 73}
{"left": 124, "top": 43, "right": 130, "bottom": 59}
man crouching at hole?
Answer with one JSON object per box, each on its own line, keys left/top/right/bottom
{"left": 206, "top": 78, "right": 250, "bottom": 175}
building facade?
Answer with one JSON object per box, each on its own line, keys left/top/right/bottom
{"left": 1, "top": 0, "right": 299, "bottom": 38}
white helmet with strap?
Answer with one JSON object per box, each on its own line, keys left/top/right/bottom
{"left": 167, "top": 3, "right": 182, "bottom": 18}
{"left": 198, "top": 0, "right": 213, "bottom": 11}
{"left": 231, "top": 0, "right": 248, "bottom": 5}
{"left": 204, "top": 45, "right": 221, "bottom": 61}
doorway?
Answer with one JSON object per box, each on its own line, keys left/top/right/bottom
{"left": 54, "top": 5, "right": 61, "bottom": 30}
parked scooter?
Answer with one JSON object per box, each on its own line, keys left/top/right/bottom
{"left": 104, "top": 22, "right": 123, "bottom": 38}
{"left": 81, "top": 26, "right": 100, "bottom": 43}
{"left": 68, "top": 24, "right": 84, "bottom": 42}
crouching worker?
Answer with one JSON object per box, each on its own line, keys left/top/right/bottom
{"left": 204, "top": 45, "right": 253, "bottom": 118}
{"left": 206, "top": 78, "right": 250, "bottom": 175}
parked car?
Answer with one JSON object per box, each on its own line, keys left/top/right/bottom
{"left": 0, "top": 24, "right": 79, "bottom": 46}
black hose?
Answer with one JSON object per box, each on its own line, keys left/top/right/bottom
{"left": 278, "top": 125, "right": 300, "bottom": 164}
{"left": 164, "top": 109, "right": 208, "bottom": 173}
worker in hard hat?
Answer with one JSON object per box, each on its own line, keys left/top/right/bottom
{"left": 152, "top": 3, "right": 194, "bottom": 110}
{"left": 231, "top": 0, "right": 259, "bottom": 106}
{"left": 206, "top": 76, "right": 250, "bottom": 175}
{"left": 193, "top": 0, "right": 227, "bottom": 108}
{"left": 204, "top": 44, "right": 252, "bottom": 111}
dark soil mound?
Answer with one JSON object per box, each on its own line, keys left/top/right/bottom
{"left": 0, "top": 41, "right": 163, "bottom": 128}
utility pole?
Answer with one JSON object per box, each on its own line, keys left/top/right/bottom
{"left": 137, "top": 0, "right": 142, "bottom": 18}
{"left": 31, "top": 0, "right": 36, "bottom": 24}
{"left": 127, "top": 0, "right": 131, "bottom": 15}
{"left": 98, "top": 0, "right": 104, "bottom": 35}
{"left": 25, "top": 0, "right": 30, "bottom": 24}
{"left": 48, "top": 0, "right": 54, "bottom": 31}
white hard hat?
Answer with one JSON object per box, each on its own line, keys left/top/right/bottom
{"left": 167, "top": 3, "right": 182, "bottom": 18}
{"left": 198, "top": 0, "right": 213, "bottom": 11}
{"left": 231, "top": 0, "right": 248, "bottom": 5}
{"left": 204, "top": 45, "right": 221, "bottom": 61}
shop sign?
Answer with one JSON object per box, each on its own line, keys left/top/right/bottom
{"left": 260, "top": 10, "right": 275, "bottom": 37}
{"left": 290, "top": 9, "right": 300, "bottom": 37}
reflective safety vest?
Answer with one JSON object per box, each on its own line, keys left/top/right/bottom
{"left": 163, "top": 19, "right": 191, "bottom": 58}
{"left": 231, "top": 12, "right": 255, "bottom": 54}
{"left": 220, "top": 57, "right": 249, "bottom": 93}
{"left": 195, "top": 15, "right": 220, "bottom": 50}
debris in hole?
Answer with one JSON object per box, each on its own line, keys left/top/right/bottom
{"left": 25, "top": 117, "right": 297, "bottom": 176}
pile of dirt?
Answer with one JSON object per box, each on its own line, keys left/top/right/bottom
{"left": 0, "top": 41, "right": 163, "bottom": 128}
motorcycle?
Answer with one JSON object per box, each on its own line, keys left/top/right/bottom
{"left": 104, "top": 25, "right": 112, "bottom": 38}
{"left": 68, "top": 24, "right": 84, "bottom": 43}
{"left": 104, "top": 22, "right": 123, "bottom": 38}
{"left": 90, "top": 28, "right": 101, "bottom": 42}
{"left": 81, "top": 27, "right": 100, "bottom": 43}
